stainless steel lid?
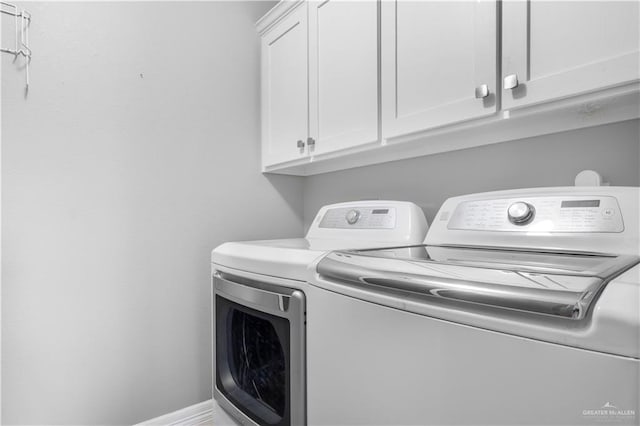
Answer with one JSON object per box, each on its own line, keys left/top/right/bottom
{"left": 317, "top": 245, "right": 639, "bottom": 320}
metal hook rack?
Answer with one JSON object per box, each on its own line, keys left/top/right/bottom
{"left": 1, "top": 1, "right": 31, "bottom": 91}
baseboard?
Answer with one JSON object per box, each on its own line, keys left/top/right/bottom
{"left": 134, "top": 400, "right": 213, "bottom": 426}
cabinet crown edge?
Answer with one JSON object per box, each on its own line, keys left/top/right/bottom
{"left": 256, "top": 0, "right": 305, "bottom": 35}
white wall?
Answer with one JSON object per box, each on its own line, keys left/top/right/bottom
{"left": 1, "top": 2, "right": 300, "bottom": 424}
{"left": 3, "top": 2, "right": 639, "bottom": 424}
{"left": 303, "top": 119, "right": 640, "bottom": 229}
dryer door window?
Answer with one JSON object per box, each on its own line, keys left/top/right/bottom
{"left": 216, "top": 296, "right": 291, "bottom": 426}
{"left": 230, "top": 309, "right": 287, "bottom": 417}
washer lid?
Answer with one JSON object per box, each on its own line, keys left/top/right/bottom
{"left": 317, "top": 245, "right": 639, "bottom": 320}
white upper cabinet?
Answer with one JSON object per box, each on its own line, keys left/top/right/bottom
{"left": 258, "top": 0, "right": 639, "bottom": 175}
{"left": 502, "top": 0, "right": 640, "bottom": 110}
{"left": 381, "top": 0, "right": 498, "bottom": 139}
{"left": 261, "top": 4, "right": 309, "bottom": 167}
{"left": 308, "top": 0, "right": 379, "bottom": 155}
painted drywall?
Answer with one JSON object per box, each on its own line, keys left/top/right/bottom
{"left": 303, "top": 119, "right": 640, "bottom": 229}
{"left": 1, "top": 1, "right": 298, "bottom": 424}
{"left": 0, "top": 9, "right": 3, "bottom": 425}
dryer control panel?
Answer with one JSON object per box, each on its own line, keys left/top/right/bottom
{"left": 319, "top": 206, "right": 396, "bottom": 229}
{"left": 448, "top": 195, "right": 624, "bottom": 233}
{"left": 307, "top": 200, "right": 429, "bottom": 246}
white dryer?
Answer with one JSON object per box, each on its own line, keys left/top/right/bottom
{"left": 211, "top": 201, "right": 428, "bottom": 426}
{"left": 307, "top": 187, "right": 639, "bottom": 425}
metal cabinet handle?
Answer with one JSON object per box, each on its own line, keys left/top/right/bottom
{"left": 475, "top": 84, "right": 489, "bottom": 99}
{"left": 504, "top": 74, "right": 519, "bottom": 90}
{"left": 307, "top": 137, "right": 315, "bottom": 147}
{"left": 296, "top": 140, "right": 305, "bottom": 149}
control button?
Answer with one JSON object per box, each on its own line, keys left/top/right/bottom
{"left": 507, "top": 202, "right": 535, "bottom": 225}
{"left": 602, "top": 208, "right": 615, "bottom": 218}
{"left": 345, "top": 209, "right": 361, "bottom": 225}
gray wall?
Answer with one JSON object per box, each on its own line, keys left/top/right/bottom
{"left": 2, "top": 1, "right": 639, "bottom": 425}
{"left": 1, "top": 2, "right": 299, "bottom": 425}
{"left": 303, "top": 119, "right": 640, "bottom": 229}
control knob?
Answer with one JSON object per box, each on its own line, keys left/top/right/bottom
{"left": 345, "top": 209, "right": 361, "bottom": 225}
{"left": 508, "top": 202, "right": 535, "bottom": 225}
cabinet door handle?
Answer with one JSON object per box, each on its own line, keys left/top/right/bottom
{"left": 475, "top": 84, "right": 489, "bottom": 99}
{"left": 296, "top": 140, "right": 305, "bottom": 149}
{"left": 307, "top": 137, "right": 316, "bottom": 147}
{"left": 504, "top": 74, "right": 519, "bottom": 90}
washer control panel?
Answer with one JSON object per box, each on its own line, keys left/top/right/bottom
{"left": 319, "top": 206, "right": 397, "bottom": 229}
{"left": 448, "top": 196, "right": 624, "bottom": 233}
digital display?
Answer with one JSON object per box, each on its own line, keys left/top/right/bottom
{"left": 561, "top": 200, "right": 600, "bottom": 208}
{"left": 372, "top": 209, "right": 389, "bottom": 215}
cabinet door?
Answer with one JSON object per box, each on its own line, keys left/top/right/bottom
{"left": 502, "top": 1, "right": 640, "bottom": 110}
{"left": 308, "top": 0, "right": 379, "bottom": 156}
{"left": 261, "top": 5, "right": 309, "bottom": 167}
{"left": 381, "top": 0, "right": 498, "bottom": 140}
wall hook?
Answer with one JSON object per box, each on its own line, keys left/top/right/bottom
{"left": 1, "top": 1, "right": 32, "bottom": 92}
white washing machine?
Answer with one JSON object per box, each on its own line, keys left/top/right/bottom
{"left": 211, "top": 201, "right": 428, "bottom": 426}
{"left": 307, "top": 186, "right": 640, "bottom": 425}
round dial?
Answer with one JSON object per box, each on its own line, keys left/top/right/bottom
{"left": 508, "top": 202, "right": 535, "bottom": 225}
{"left": 345, "top": 209, "right": 361, "bottom": 225}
